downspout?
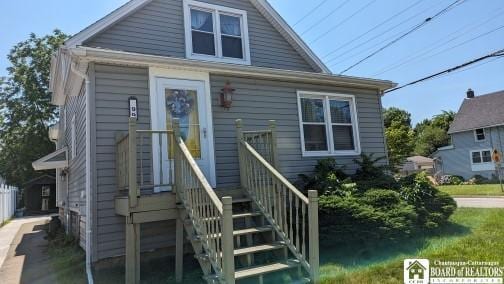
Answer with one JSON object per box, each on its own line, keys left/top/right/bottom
{"left": 71, "top": 62, "right": 94, "bottom": 284}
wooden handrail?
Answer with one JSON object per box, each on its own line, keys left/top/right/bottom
{"left": 236, "top": 119, "right": 319, "bottom": 282}
{"left": 241, "top": 141, "right": 308, "bottom": 204}
{"left": 173, "top": 119, "right": 234, "bottom": 283}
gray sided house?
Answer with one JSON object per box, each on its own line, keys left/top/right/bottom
{"left": 33, "top": 0, "right": 395, "bottom": 282}
{"left": 434, "top": 89, "right": 504, "bottom": 180}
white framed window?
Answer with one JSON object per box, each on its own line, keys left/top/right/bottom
{"left": 470, "top": 149, "right": 494, "bottom": 172}
{"left": 71, "top": 115, "right": 76, "bottom": 160}
{"left": 474, "top": 128, "right": 486, "bottom": 142}
{"left": 183, "top": 0, "right": 251, "bottom": 65}
{"left": 471, "top": 149, "right": 492, "bottom": 164}
{"left": 297, "top": 91, "right": 361, "bottom": 157}
{"left": 41, "top": 185, "right": 51, "bottom": 197}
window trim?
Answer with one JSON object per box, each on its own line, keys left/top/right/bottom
{"left": 297, "top": 91, "right": 361, "bottom": 157}
{"left": 71, "top": 115, "right": 76, "bottom": 160}
{"left": 474, "top": 128, "right": 486, "bottom": 142}
{"left": 183, "top": 0, "right": 251, "bottom": 65}
{"left": 470, "top": 149, "right": 493, "bottom": 165}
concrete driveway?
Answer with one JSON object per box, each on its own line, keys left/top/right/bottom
{"left": 455, "top": 197, "right": 504, "bottom": 208}
{"left": 0, "top": 216, "right": 55, "bottom": 284}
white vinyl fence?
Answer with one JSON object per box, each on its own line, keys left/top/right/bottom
{"left": 0, "top": 184, "right": 17, "bottom": 225}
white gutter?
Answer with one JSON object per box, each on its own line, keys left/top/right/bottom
{"left": 71, "top": 46, "right": 397, "bottom": 92}
{"left": 70, "top": 63, "right": 94, "bottom": 284}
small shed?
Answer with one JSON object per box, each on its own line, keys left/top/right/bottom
{"left": 23, "top": 175, "right": 57, "bottom": 214}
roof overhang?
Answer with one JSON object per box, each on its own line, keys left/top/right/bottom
{"left": 448, "top": 123, "right": 504, "bottom": 134}
{"left": 32, "top": 147, "right": 68, "bottom": 171}
{"left": 49, "top": 48, "right": 88, "bottom": 106}
{"left": 71, "top": 46, "right": 396, "bottom": 92}
{"left": 64, "top": 0, "right": 331, "bottom": 74}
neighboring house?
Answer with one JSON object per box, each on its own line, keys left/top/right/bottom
{"left": 399, "top": 156, "right": 434, "bottom": 176}
{"left": 22, "top": 175, "right": 57, "bottom": 215}
{"left": 433, "top": 89, "right": 504, "bottom": 180}
{"left": 32, "top": 0, "right": 395, "bottom": 283}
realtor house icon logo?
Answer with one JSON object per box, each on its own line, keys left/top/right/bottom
{"left": 404, "top": 259, "right": 430, "bottom": 284}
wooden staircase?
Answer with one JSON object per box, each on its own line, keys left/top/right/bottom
{"left": 183, "top": 195, "right": 312, "bottom": 283}
{"left": 174, "top": 119, "right": 319, "bottom": 283}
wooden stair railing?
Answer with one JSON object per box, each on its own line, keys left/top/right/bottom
{"left": 236, "top": 119, "right": 320, "bottom": 283}
{"left": 172, "top": 120, "right": 236, "bottom": 284}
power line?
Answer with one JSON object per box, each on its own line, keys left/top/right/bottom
{"left": 309, "top": 0, "right": 378, "bottom": 43}
{"left": 340, "top": 0, "right": 466, "bottom": 74}
{"left": 300, "top": 0, "right": 352, "bottom": 36}
{"left": 293, "top": 0, "right": 330, "bottom": 27}
{"left": 321, "top": 0, "right": 424, "bottom": 58}
{"left": 325, "top": 0, "right": 447, "bottom": 66}
{"left": 384, "top": 48, "right": 504, "bottom": 93}
{"left": 373, "top": 19, "right": 504, "bottom": 76}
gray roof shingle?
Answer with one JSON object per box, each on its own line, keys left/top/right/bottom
{"left": 448, "top": 90, "right": 504, "bottom": 134}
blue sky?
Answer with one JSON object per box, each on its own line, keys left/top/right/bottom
{"left": 1, "top": 0, "right": 503, "bottom": 124}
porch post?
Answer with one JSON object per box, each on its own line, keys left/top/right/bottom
{"left": 235, "top": 119, "right": 247, "bottom": 189}
{"left": 173, "top": 118, "right": 184, "bottom": 283}
{"left": 308, "top": 190, "right": 320, "bottom": 283}
{"left": 125, "top": 216, "right": 140, "bottom": 284}
{"left": 221, "top": 197, "right": 235, "bottom": 284}
{"left": 128, "top": 118, "right": 138, "bottom": 208}
{"left": 268, "top": 120, "right": 279, "bottom": 168}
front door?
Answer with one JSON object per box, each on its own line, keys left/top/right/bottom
{"left": 153, "top": 78, "right": 214, "bottom": 191}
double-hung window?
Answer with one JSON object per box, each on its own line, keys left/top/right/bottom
{"left": 298, "top": 92, "right": 360, "bottom": 156}
{"left": 471, "top": 150, "right": 492, "bottom": 164}
{"left": 474, "top": 128, "right": 486, "bottom": 141}
{"left": 184, "top": 0, "right": 251, "bottom": 64}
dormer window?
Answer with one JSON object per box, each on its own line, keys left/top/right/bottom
{"left": 184, "top": 0, "right": 251, "bottom": 65}
{"left": 474, "top": 128, "right": 486, "bottom": 141}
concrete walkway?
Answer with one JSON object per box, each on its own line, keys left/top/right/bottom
{"left": 455, "top": 197, "right": 504, "bottom": 208}
{"left": 0, "top": 216, "right": 52, "bottom": 273}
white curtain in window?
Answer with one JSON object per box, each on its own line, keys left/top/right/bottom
{"left": 191, "top": 9, "right": 213, "bottom": 32}
{"left": 220, "top": 15, "right": 241, "bottom": 36}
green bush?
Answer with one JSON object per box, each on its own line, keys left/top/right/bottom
{"left": 352, "top": 154, "right": 400, "bottom": 191}
{"left": 297, "top": 158, "right": 355, "bottom": 196}
{"left": 399, "top": 172, "right": 457, "bottom": 229}
{"left": 319, "top": 190, "right": 417, "bottom": 243}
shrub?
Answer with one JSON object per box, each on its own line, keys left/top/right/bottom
{"left": 297, "top": 158, "right": 355, "bottom": 196}
{"left": 352, "top": 154, "right": 400, "bottom": 191}
{"left": 319, "top": 190, "right": 417, "bottom": 243}
{"left": 399, "top": 172, "right": 457, "bottom": 229}
{"left": 438, "top": 175, "right": 465, "bottom": 185}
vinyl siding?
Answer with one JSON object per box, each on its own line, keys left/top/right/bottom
{"left": 92, "top": 63, "right": 387, "bottom": 260}
{"left": 94, "top": 64, "right": 176, "bottom": 260}
{"left": 58, "top": 86, "right": 87, "bottom": 249}
{"left": 434, "top": 126, "right": 504, "bottom": 179}
{"left": 210, "top": 75, "right": 387, "bottom": 188}
{"left": 84, "top": 0, "right": 318, "bottom": 72}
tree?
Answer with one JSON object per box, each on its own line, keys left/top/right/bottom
{"left": 386, "top": 120, "right": 415, "bottom": 169}
{"left": 0, "top": 31, "right": 68, "bottom": 187}
{"left": 413, "top": 110, "right": 455, "bottom": 157}
{"left": 383, "top": 107, "right": 412, "bottom": 128}
{"left": 383, "top": 108, "right": 414, "bottom": 169}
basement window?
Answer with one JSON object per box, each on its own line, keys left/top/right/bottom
{"left": 184, "top": 0, "right": 251, "bottom": 65}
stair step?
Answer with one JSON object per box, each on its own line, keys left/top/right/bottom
{"left": 235, "top": 261, "right": 299, "bottom": 280}
{"left": 233, "top": 226, "right": 273, "bottom": 236}
{"left": 205, "top": 226, "right": 273, "bottom": 239}
{"left": 200, "top": 212, "right": 262, "bottom": 222}
{"left": 232, "top": 197, "right": 252, "bottom": 204}
{"left": 234, "top": 243, "right": 285, "bottom": 256}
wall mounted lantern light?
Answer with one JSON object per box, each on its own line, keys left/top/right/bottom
{"left": 220, "top": 81, "right": 235, "bottom": 109}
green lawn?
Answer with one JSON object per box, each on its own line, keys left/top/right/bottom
{"left": 320, "top": 208, "right": 504, "bottom": 283}
{"left": 438, "top": 184, "right": 504, "bottom": 196}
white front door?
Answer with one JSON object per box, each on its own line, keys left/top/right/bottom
{"left": 152, "top": 77, "right": 215, "bottom": 191}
